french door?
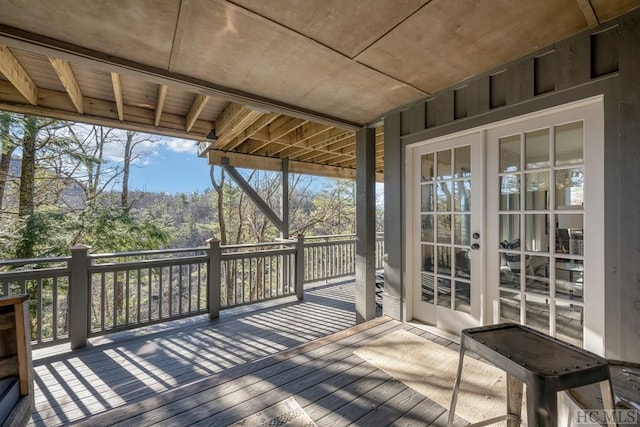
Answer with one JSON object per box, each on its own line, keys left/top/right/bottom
{"left": 409, "top": 132, "right": 484, "bottom": 333}
{"left": 408, "top": 97, "right": 604, "bottom": 352}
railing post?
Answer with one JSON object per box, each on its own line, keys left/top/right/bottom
{"left": 295, "top": 235, "right": 304, "bottom": 300}
{"left": 207, "top": 238, "right": 221, "bottom": 319}
{"left": 70, "top": 244, "right": 90, "bottom": 349}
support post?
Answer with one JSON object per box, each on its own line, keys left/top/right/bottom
{"left": 295, "top": 234, "right": 305, "bottom": 300}
{"left": 207, "top": 237, "right": 221, "bottom": 319}
{"left": 355, "top": 127, "right": 376, "bottom": 323}
{"left": 69, "top": 244, "right": 90, "bottom": 349}
{"left": 281, "top": 158, "right": 290, "bottom": 239}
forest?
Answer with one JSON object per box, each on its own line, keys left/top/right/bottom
{"left": 0, "top": 112, "right": 382, "bottom": 260}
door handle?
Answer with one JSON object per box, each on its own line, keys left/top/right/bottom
{"left": 471, "top": 243, "right": 480, "bottom": 250}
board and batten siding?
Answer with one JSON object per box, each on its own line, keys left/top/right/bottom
{"left": 383, "top": 8, "right": 640, "bottom": 362}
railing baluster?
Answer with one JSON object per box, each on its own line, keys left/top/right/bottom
{"left": 100, "top": 272, "right": 105, "bottom": 332}
{"left": 53, "top": 276, "right": 58, "bottom": 340}
{"left": 36, "top": 278, "right": 43, "bottom": 344}
{"left": 125, "top": 269, "right": 130, "bottom": 326}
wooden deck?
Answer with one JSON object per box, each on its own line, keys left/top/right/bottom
{"left": 30, "top": 280, "right": 467, "bottom": 426}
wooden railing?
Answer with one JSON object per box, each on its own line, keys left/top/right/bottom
{"left": 0, "top": 234, "right": 384, "bottom": 349}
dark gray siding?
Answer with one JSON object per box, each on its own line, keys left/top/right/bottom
{"left": 383, "top": 9, "right": 640, "bottom": 361}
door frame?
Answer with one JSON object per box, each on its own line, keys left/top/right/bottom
{"left": 404, "top": 95, "right": 604, "bottom": 353}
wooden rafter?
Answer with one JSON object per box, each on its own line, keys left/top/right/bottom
{"left": 155, "top": 84, "right": 167, "bottom": 127}
{"left": 110, "top": 72, "right": 124, "bottom": 121}
{"left": 0, "top": 45, "right": 38, "bottom": 105}
{"left": 294, "top": 130, "right": 354, "bottom": 161}
{"left": 212, "top": 102, "right": 264, "bottom": 149}
{"left": 268, "top": 117, "right": 307, "bottom": 141}
{"left": 224, "top": 112, "right": 280, "bottom": 151}
{"left": 576, "top": 0, "right": 599, "bottom": 27}
{"left": 186, "top": 93, "right": 210, "bottom": 132}
{"left": 49, "top": 58, "right": 83, "bottom": 114}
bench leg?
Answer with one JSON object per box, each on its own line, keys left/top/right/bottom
{"left": 527, "top": 382, "right": 557, "bottom": 427}
{"left": 506, "top": 374, "right": 523, "bottom": 426}
{"left": 447, "top": 339, "right": 466, "bottom": 427}
{"left": 599, "top": 379, "right": 617, "bottom": 427}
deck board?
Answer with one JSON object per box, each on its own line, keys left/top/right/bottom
{"left": 30, "top": 280, "right": 470, "bottom": 426}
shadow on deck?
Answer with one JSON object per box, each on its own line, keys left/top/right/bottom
{"left": 30, "top": 279, "right": 393, "bottom": 426}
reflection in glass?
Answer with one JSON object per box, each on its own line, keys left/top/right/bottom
{"left": 436, "top": 150, "right": 452, "bottom": 180}
{"left": 455, "top": 281, "right": 471, "bottom": 313}
{"left": 525, "top": 128, "right": 550, "bottom": 169}
{"left": 499, "top": 253, "right": 520, "bottom": 290}
{"left": 556, "top": 214, "right": 583, "bottom": 255}
{"left": 500, "top": 290, "right": 520, "bottom": 323}
{"left": 421, "top": 184, "right": 434, "bottom": 212}
{"left": 437, "top": 245, "right": 451, "bottom": 276}
{"left": 421, "top": 153, "right": 434, "bottom": 181}
{"left": 437, "top": 278, "right": 451, "bottom": 308}
{"left": 555, "top": 168, "right": 584, "bottom": 209}
{"left": 421, "top": 244, "right": 434, "bottom": 273}
{"left": 555, "top": 258, "right": 583, "bottom": 302}
{"left": 525, "top": 294, "right": 550, "bottom": 334}
{"left": 525, "top": 214, "right": 550, "bottom": 252}
{"left": 525, "top": 256, "right": 550, "bottom": 295}
{"left": 437, "top": 214, "right": 452, "bottom": 244}
{"left": 500, "top": 175, "right": 520, "bottom": 210}
{"left": 454, "top": 214, "right": 471, "bottom": 246}
{"left": 499, "top": 214, "right": 520, "bottom": 244}
{"left": 421, "top": 273, "right": 434, "bottom": 303}
{"left": 500, "top": 134, "right": 520, "bottom": 172}
{"left": 436, "top": 182, "right": 452, "bottom": 211}
{"left": 421, "top": 214, "right": 435, "bottom": 242}
{"left": 454, "top": 180, "right": 471, "bottom": 212}
{"left": 455, "top": 249, "right": 471, "bottom": 278}
{"left": 555, "top": 121, "right": 583, "bottom": 166}
{"left": 525, "top": 171, "right": 549, "bottom": 210}
{"left": 556, "top": 304, "right": 583, "bottom": 347}
{"left": 455, "top": 146, "right": 471, "bottom": 178}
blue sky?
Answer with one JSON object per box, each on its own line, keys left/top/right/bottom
{"left": 128, "top": 142, "right": 213, "bottom": 193}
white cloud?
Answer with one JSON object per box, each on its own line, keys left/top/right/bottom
{"left": 161, "top": 137, "right": 197, "bottom": 154}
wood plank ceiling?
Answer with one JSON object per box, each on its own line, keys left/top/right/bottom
{"left": 0, "top": 0, "right": 637, "bottom": 181}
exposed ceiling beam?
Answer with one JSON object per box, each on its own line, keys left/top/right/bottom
{"left": 224, "top": 112, "right": 280, "bottom": 151}
{"left": 110, "top": 72, "right": 124, "bottom": 121}
{"left": 0, "top": 24, "right": 363, "bottom": 130}
{"left": 294, "top": 130, "right": 354, "bottom": 161}
{"left": 576, "top": 0, "right": 600, "bottom": 27}
{"left": 211, "top": 102, "right": 264, "bottom": 150}
{"left": 0, "top": 44, "right": 38, "bottom": 105}
{"left": 154, "top": 84, "right": 167, "bottom": 126}
{"left": 48, "top": 57, "right": 83, "bottom": 114}
{"left": 0, "top": 80, "right": 213, "bottom": 140}
{"left": 268, "top": 117, "right": 308, "bottom": 141}
{"left": 186, "top": 93, "right": 209, "bottom": 132}
{"left": 208, "top": 149, "right": 383, "bottom": 182}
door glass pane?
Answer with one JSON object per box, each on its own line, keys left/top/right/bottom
{"left": 455, "top": 249, "right": 471, "bottom": 279}
{"left": 421, "top": 153, "right": 434, "bottom": 181}
{"left": 525, "top": 256, "right": 549, "bottom": 295}
{"left": 556, "top": 214, "right": 583, "bottom": 255}
{"left": 555, "top": 168, "right": 584, "bottom": 209}
{"left": 555, "top": 258, "right": 583, "bottom": 302}
{"left": 555, "top": 122, "right": 583, "bottom": 166}
{"left": 499, "top": 214, "right": 520, "bottom": 244}
{"left": 421, "top": 184, "right": 434, "bottom": 212}
{"left": 454, "top": 214, "right": 471, "bottom": 245}
{"left": 556, "top": 305, "right": 583, "bottom": 347}
{"left": 525, "top": 171, "right": 549, "bottom": 210}
{"left": 500, "top": 290, "right": 520, "bottom": 323}
{"left": 454, "top": 146, "right": 471, "bottom": 178}
{"left": 421, "top": 244, "right": 434, "bottom": 273}
{"left": 500, "top": 134, "right": 520, "bottom": 172}
{"left": 436, "top": 150, "right": 452, "bottom": 180}
{"left": 499, "top": 175, "right": 520, "bottom": 210}
{"left": 525, "top": 295, "right": 549, "bottom": 334}
{"left": 525, "top": 214, "right": 550, "bottom": 252}
{"left": 436, "top": 182, "right": 452, "bottom": 211}
{"left": 421, "top": 214, "right": 435, "bottom": 242}
{"left": 525, "top": 128, "right": 550, "bottom": 169}
{"left": 455, "top": 281, "right": 471, "bottom": 313}
{"left": 454, "top": 180, "right": 471, "bottom": 212}
{"left": 421, "top": 273, "right": 434, "bottom": 303}
{"left": 437, "top": 214, "right": 451, "bottom": 243}
{"left": 499, "top": 253, "right": 520, "bottom": 290}
{"left": 437, "top": 278, "right": 451, "bottom": 308}
{"left": 437, "top": 246, "right": 451, "bottom": 276}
